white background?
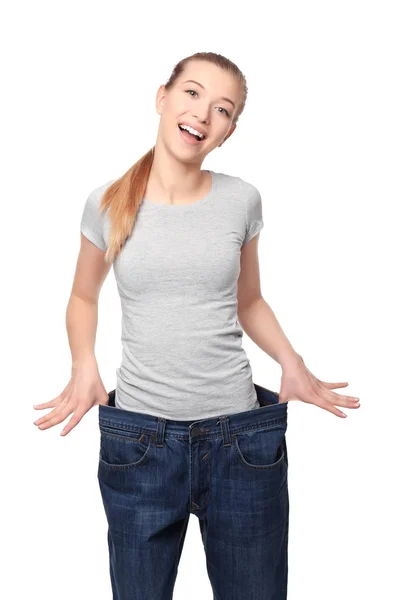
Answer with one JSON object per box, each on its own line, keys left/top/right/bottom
{"left": 2, "top": 1, "right": 399, "bottom": 598}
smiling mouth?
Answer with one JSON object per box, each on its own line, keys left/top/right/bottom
{"left": 178, "top": 124, "right": 206, "bottom": 142}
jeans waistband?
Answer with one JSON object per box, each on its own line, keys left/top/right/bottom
{"left": 98, "top": 383, "right": 288, "bottom": 443}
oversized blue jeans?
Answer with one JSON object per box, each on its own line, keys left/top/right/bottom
{"left": 97, "top": 383, "right": 289, "bottom": 599}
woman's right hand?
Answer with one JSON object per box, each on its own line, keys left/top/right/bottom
{"left": 33, "top": 357, "right": 109, "bottom": 436}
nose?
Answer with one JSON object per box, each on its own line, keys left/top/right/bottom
{"left": 192, "top": 110, "right": 210, "bottom": 125}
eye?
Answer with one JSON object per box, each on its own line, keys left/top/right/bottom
{"left": 185, "top": 90, "right": 230, "bottom": 117}
{"left": 217, "top": 107, "right": 230, "bottom": 117}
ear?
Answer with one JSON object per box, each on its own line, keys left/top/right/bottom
{"left": 219, "top": 123, "right": 237, "bottom": 147}
{"left": 155, "top": 84, "right": 167, "bottom": 116}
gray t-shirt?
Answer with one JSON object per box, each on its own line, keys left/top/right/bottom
{"left": 80, "top": 170, "right": 264, "bottom": 420}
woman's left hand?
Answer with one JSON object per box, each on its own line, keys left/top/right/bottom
{"left": 278, "top": 355, "right": 360, "bottom": 418}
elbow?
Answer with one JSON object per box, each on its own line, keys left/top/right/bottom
{"left": 237, "top": 294, "right": 263, "bottom": 318}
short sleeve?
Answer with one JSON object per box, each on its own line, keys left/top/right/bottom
{"left": 80, "top": 188, "right": 108, "bottom": 251}
{"left": 243, "top": 185, "right": 264, "bottom": 245}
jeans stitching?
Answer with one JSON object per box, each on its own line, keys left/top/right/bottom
{"left": 232, "top": 436, "right": 287, "bottom": 471}
{"left": 99, "top": 416, "right": 287, "bottom": 441}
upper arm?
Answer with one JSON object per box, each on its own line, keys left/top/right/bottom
{"left": 71, "top": 184, "right": 113, "bottom": 302}
{"left": 80, "top": 189, "right": 108, "bottom": 251}
{"left": 237, "top": 233, "right": 262, "bottom": 312}
{"left": 71, "top": 233, "right": 112, "bottom": 303}
{"left": 237, "top": 181, "right": 264, "bottom": 311}
{"left": 242, "top": 184, "right": 264, "bottom": 246}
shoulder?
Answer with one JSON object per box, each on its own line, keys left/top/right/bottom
{"left": 86, "top": 178, "right": 116, "bottom": 208}
{"left": 213, "top": 171, "right": 262, "bottom": 222}
{"left": 216, "top": 172, "right": 264, "bottom": 245}
{"left": 213, "top": 170, "right": 261, "bottom": 200}
{"left": 80, "top": 179, "right": 115, "bottom": 250}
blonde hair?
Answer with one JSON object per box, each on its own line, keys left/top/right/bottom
{"left": 100, "top": 52, "right": 248, "bottom": 264}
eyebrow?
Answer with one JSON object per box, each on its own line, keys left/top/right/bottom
{"left": 181, "top": 80, "right": 236, "bottom": 109}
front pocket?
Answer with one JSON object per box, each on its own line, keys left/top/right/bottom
{"left": 232, "top": 426, "right": 287, "bottom": 470}
{"left": 99, "top": 424, "right": 152, "bottom": 470}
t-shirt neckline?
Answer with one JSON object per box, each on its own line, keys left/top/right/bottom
{"left": 142, "top": 170, "right": 217, "bottom": 209}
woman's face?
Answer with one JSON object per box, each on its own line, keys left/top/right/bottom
{"left": 156, "top": 60, "right": 242, "bottom": 162}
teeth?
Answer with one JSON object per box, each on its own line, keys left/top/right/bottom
{"left": 179, "top": 124, "right": 205, "bottom": 139}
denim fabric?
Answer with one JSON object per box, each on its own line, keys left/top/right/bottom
{"left": 97, "top": 383, "right": 289, "bottom": 600}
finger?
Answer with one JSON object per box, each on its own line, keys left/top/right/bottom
{"left": 36, "top": 406, "right": 74, "bottom": 430}
{"left": 60, "top": 410, "right": 86, "bottom": 436}
{"left": 320, "top": 381, "right": 349, "bottom": 390}
{"left": 34, "top": 409, "right": 58, "bottom": 426}
{"left": 34, "top": 405, "right": 63, "bottom": 426}
{"left": 331, "top": 400, "right": 360, "bottom": 409}
{"left": 320, "top": 402, "right": 348, "bottom": 418}
{"left": 326, "top": 390, "right": 360, "bottom": 407}
{"left": 33, "top": 398, "right": 59, "bottom": 410}
{"left": 304, "top": 393, "right": 347, "bottom": 418}
{"left": 34, "top": 396, "right": 71, "bottom": 425}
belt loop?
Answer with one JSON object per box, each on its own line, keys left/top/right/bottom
{"left": 155, "top": 417, "right": 166, "bottom": 447}
{"left": 219, "top": 415, "right": 232, "bottom": 446}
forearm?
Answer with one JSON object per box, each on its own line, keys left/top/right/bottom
{"left": 66, "top": 294, "right": 99, "bottom": 368}
{"left": 238, "top": 297, "right": 301, "bottom": 370}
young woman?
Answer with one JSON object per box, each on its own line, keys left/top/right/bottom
{"left": 33, "top": 52, "right": 360, "bottom": 599}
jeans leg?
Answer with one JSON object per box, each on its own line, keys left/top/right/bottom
{"left": 201, "top": 387, "right": 289, "bottom": 599}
